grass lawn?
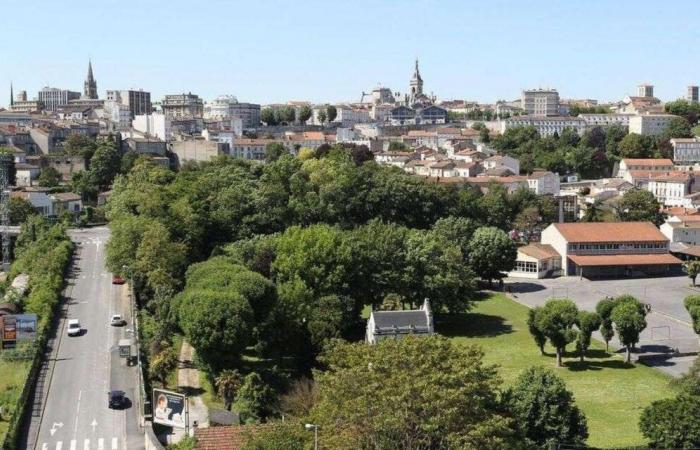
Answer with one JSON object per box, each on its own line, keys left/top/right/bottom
{"left": 0, "top": 359, "right": 31, "bottom": 443}
{"left": 439, "top": 293, "right": 675, "bottom": 449}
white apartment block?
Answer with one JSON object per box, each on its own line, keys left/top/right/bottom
{"left": 521, "top": 89, "right": 560, "bottom": 116}
{"left": 671, "top": 137, "right": 700, "bottom": 163}
{"left": 618, "top": 158, "right": 674, "bottom": 178}
{"left": 578, "top": 113, "right": 632, "bottom": 129}
{"left": 132, "top": 113, "right": 172, "bottom": 141}
{"left": 628, "top": 114, "right": 676, "bottom": 136}
{"left": 501, "top": 116, "right": 586, "bottom": 137}
{"left": 527, "top": 170, "right": 560, "bottom": 195}
{"left": 661, "top": 215, "right": 700, "bottom": 245}
{"left": 334, "top": 106, "right": 371, "bottom": 126}
{"left": 646, "top": 173, "right": 693, "bottom": 207}
{"left": 38, "top": 87, "right": 81, "bottom": 111}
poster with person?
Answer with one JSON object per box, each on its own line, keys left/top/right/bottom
{"left": 152, "top": 389, "right": 187, "bottom": 429}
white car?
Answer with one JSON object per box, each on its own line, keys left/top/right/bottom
{"left": 110, "top": 315, "right": 126, "bottom": 326}
{"left": 67, "top": 319, "right": 82, "bottom": 336}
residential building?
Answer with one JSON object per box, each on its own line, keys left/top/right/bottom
{"left": 108, "top": 104, "right": 132, "bottom": 130}
{"left": 618, "top": 158, "right": 674, "bottom": 178}
{"left": 9, "top": 90, "right": 44, "bottom": 113}
{"left": 229, "top": 138, "right": 275, "bottom": 161}
{"left": 671, "top": 137, "right": 700, "bottom": 163}
{"left": 578, "top": 113, "right": 632, "bottom": 129}
{"left": 333, "top": 105, "right": 371, "bottom": 126}
{"left": 132, "top": 113, "right": 172, "bottom": 141}
{"left": 83, "top": 60, "right": 98, "bottom": 99}
{"left": 646, "top": 172, "right": 694, "bottom": 207}
{"left": 483, "top": 155, "right": 520, "bottom": 175}
{"left": 229, "top": 102, "right": 261, "bottom": 128}
{"left": 171, "top": 139, "right": 228, "bottom": 164}
{"left": 521, "top": 89, "right": 560, "bottom": 116}
{"left": 688, "top": 86, "right": 699, "bottom": 103}
{"left": 105, "top": 89, "right": 152, "bottom": 117}
{"left": 365, "top": 299, "right": 434, "bottom": 344}
{"left": 389, "top": 106, "right": 416, "bottom": 125}
{"left": 501, "top": 116, "right": 586, "bottom": 137}
{"left": 123, "top": 138, "right": 167, "bottom": 156}
{"left": 661, "top": 215, "right": 700, "bottom": 246}
{"left": 161, "top": 93, "right": 204, "bottom": 119}
{"left": 51, "top": 192, "right": 83, "bottom": 215}
{"left": 14, "top": 163, "right": 41, "bottom": 187}
{"left": 46, "top": 155, "right": 86, "bottom": 180}
{"left": 638, "top": 84, "right": 654, "bottom": 98}
{"left": 540, "top": 222, "right": 681, "bottom": 277}
{"left": 628, "top": 114, "right": 676, "bottom": 136}
{"left": 508, "top": 243, "right": 562, "bottom": 279}
{"left": 527, "top": 170, "right": 560, "bottom": 195}
{"left": 0, "top": 112, "right": 31, "bottom": 126}
{"left": 418, "top": 106, "right": 448, "bottom": 124}
{"left": 38, "top": 87, "right": 81, "bottom": 111}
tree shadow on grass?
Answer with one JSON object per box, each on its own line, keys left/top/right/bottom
{"left": 563, "top": 348, "right": 635, "bottom": 371}
{"left": 437, "top": 312, "right": 513, "bottom": 338}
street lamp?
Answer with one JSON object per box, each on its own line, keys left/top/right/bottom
{"left": 305, "top": 423, "right": 318, "bottom": 450}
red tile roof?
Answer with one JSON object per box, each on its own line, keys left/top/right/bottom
{"left": 195, "top": 426, "right": 253, "bottom": 450}
{"left": 621, "top": 158, "right": 673, "bottom": 166}
{"left": 568, "top": 253, "right": 681, "bottom": 266}
{"left": 519, "top": 243, "right": 561, "bottom": 260}
{"left": 551, "top": 222, "right": 667, "bottom": 243}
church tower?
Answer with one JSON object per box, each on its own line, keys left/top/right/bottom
{"left": 409, "top": 59, "right": 423, "bottom": 101}
{"left": 84, "top": 60, "right": 98, "bottom": 99}
{"left": 9, "top": 82, "right": 13, "bottom": 107}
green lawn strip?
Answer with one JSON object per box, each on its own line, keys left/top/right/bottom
{"left": 0, "top": 359, "right": 31, "bottom": 443}
{"left": 440, "top": 293, "right": 674, "bottom": 449}
{"left": 165, "top": 334, "right": 184, "bottom": 390}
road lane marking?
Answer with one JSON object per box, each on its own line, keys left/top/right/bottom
{"left": 83, "top": 439, "right": 89, "bottom": 450}
{"left": 56, "top": 442, "right": 63, "bottom": 450}
{"left": 70, "top": 440, "right": 77, "bottom": 450}
{"left": 41, "top": 444, "right": 48, "bottom": 450}
{"left": 74, "top": 390, "right": 82, "bottom": 434}
{"left": 111, "top": 437, "right": 118, "bottom": 450}
{"left": 97, "top": 437, "right": 104, "bottom": 450}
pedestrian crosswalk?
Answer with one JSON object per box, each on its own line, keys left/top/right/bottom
{"left": 40, "top": 437, "right": 121, "bottom": 450}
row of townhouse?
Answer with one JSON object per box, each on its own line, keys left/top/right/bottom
{"left": 616, "top": 158, "right": 699, "bottom": 208}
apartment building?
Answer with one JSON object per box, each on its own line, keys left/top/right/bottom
{"left": 501, "top": 115, "right": 586, "bottom": 137}
{"left": 618, "top": 158, "right": 674, "bottom": 178}
{"left": 105, "top": 89, "right": 152, "bottom": 117}
{"left": 578, "top": 113, "right": 633, "bottom": 129}
{"left": 521, "top": 89, "right": 560, "bottom": 116}
{"left": 162, "top": 93, "right": 204, "bottom": 119}
{"left": 628, "top": 114, "right": 676, "bottom": 136}
{"left": 671, "top": 137, "right": 700, "bottom": 163}
{"left": 38, "top": 87, "right": 81, "bottom": 111}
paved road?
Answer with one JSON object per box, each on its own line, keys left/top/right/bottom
{"left": 22, "top": 227, "right": 143, "bottom": 450}
{"left": 506, "top": 274, "right": 699, "bottom": 376}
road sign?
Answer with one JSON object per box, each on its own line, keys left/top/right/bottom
{"left": 152, "top": 389, "right": 187, "bottom": 429}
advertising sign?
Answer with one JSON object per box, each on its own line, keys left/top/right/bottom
{"left": 1, "top": 315, "right": 16, "bottom": 349}
{"left": 14, "top": 314, "right": 38, "bottom": 341}
{"left": 152, "top": 389, "right": 187, "bottom": 429}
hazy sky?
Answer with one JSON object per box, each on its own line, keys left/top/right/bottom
{"left": 2, "top": 0, "right": 699, "bottom": 107}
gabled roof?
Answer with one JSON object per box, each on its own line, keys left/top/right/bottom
{"left": 621, "top": 158, "right": 673, "bottom": 166}
{"left": 518, "top": 243, "right": 561, "bottom": 260}
{"left": 551, "top": 222, "right": 667, "bottom": 243}
{"left": 371, "top": 310, "right": 429, "bottom": 329}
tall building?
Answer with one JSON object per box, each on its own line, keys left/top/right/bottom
{"left": 105, "top": 89, "right": 152, "bottom": 117}
{"left": 38, "top": 87, "right": 81, "bottom": 111}
{"left": 84, "top": 60, "right": 98, "bottom": 99}
{"left": 637, "top": 84, "right": 654, "bottom": 98}
{"left": 407, "top": 60, "right": 433, "bottom": 107}
{"left": 521, "top": 88, "right": 560, "bottom": 116}
{"left": 687, "top": 85, "right": 699, "bottom": 103}
{"left": 161, "top": 93, "right": 204, "bottom": 119}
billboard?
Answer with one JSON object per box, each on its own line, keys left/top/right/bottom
{"left": 1, "top": 315, "right": 16, "bottom": 349}
{"left": 152, "top": 389, "right": 187, "bottom": 429}
{"left": 14, "top": 314, "right": 38, "bottom": 341}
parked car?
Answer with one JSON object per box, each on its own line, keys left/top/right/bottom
{"left": 112, "top": 275, "right": 125, "bottom": 285}
{"left": 108, "top": 390, "right": 126, "bottom": 409}
{"left": 110, "top": 315, "right": 126, "bottom": 326}
{"left": 67, "top": 319, "right": 81, "bottom": 336}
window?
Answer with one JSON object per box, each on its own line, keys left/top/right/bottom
{"left": 515, "top": 261, "right": 538, "bottom": 273}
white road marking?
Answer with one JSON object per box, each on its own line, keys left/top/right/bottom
{"left": 41, "top": 444, "right": 48, "bottom": 450}
{"left": 97, "top": 437, "right": 104, "bottom": 450}
{"left": 91, "top": 419, "right": 97, "bottom": 432}
{"left": 56, "top": 442, "right": 63, "bottom": 450}
{"left": 74, "top": 390, "right": 82, "bottom": 434}
{"left": 70, "top": 440, "right": 77, "bottom": 450}
{"left": 111, "top": 437, "right": 118, "bottom": 450}
{"left": 83, "top": 439, "right": 90, "bottom": 450}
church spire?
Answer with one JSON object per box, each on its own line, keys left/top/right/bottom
{"left": 84, "top": 59, "right": 98, "bottom": 99}
{"left": 10, "top": 82, "right": 13, "bottom": 107}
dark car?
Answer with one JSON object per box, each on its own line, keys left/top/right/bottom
{"left": 112, "top": 275, "right": 125, "bottom": 285}
{"left": 108, "top": 390, "right": 126, "bottom": 409}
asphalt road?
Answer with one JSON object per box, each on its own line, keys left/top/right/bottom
{"left": 23, "top": 227, "right": 143, "bottom": 450}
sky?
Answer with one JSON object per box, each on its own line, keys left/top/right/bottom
{"left": 2, "top": 0, "right": 700, "bottom": 107}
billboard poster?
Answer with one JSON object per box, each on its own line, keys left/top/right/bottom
{"left": 1, "top": 315, "right": 17, "bottom": 349}
{"left": 152, "top": 389, "right": 187, "bottom": 429}
{"left": 14, "top": 314, "right": 38, "bottom": 341}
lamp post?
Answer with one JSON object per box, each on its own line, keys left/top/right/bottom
{"left": 305, "top": 423, "right": 318, "bottom": 450}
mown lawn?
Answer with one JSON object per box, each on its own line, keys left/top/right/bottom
{"left": 0, "top": 359, "right": 31, "bottom": 443}
{"left": 439, "top": 293, "right": 675, "bottom": 449}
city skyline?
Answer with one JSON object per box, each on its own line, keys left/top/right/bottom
{"left": 2, "top": 0, "right": 700, "bottom": 107}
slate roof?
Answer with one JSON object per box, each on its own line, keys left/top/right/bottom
{"left": 372, "top": 310, "right": 429, "bottom": 329}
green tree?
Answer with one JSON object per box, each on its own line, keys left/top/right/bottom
{"left": 134, "top": 222, "right": 188, "bottom": 292}
{"left": 63, "top": 134, "right": 96, "bottom": 159}
{"left": 310, "top": 337, "right": 516, "bottom": 450}
{"left": 575, "top": 311, "right": 601, "bottom": 362}
{"left": 662, "top": 116, "right": 693, "bottom": 141}
{"left": 467, "top": 227, "right": 517, "bottom": 285}
{"left": 9, "top": 197, "right": 38, "bottom": 225}
{"left": 37, "top": 167, "right": 62, "bottom": 187}
{"left": 326, "top": 105, "right": 337, "bottom": 123}
{"left": 120, "top": 150, "right": 140, "bottom": 174}
{"left": 533, "top": 299, "right": 578, "bottom": 367}
{"left": 264, "top": 142, "right": 288, "bottom": 163}
{"left": 684, "top": 261, "right": 700, "bottom": 286}
{"left": 618, "top": 133, "right": 652, "bottom": 158}
{"left": 479, "top": 183, "right": 511, "bottom": 229}
{"left": 527, "top": 307, "right": 546, "bottom": 355}
{"left": 611, "top": 299, "right": 647, "bottom": 363}
{"left": 582, "top": 200, "right": 603, "bottom": 222}
{"left": 387, "top": 141, "right": 408, "bottom": 151}
{"left": 506, "top": 366, "right": 588, "bottom": 447}
{"left": 148, "top": 346, "right": 178, "bottom": 387}
{"left": 240, "top": 419, "right": 310, "bottom": 450}
{"left": 596, "top": 297, "right": 616, "bottom": 351}
{"left": 317, "top": 109, "right": 327, "bottom": 125}
{"left": 684, "top": 295, "right": 700, "bottom": 335}
{"left": 639, "top": 396, "right": 700, "bottom": 448}
{"left": 215, "top": 369, "right": 243, "bottom": 411}
{"left": 431, "top": 216, "right": 478, "bottom": 260}
{"left": 90, "top": 141, "right": 122, "bottom": 189}
{"left": 260, "top": 108, "right": 278, "bottom": 126}
{"left": 617, "top": 189, "right": 665, "bottom": 225}
{"left": 234, "top": 372, "right": 279, "bottom": 423}
{"left": 297, "top": 105, "right": 312, "bottom": 124}
{"left": 664, "top": 99, "right": 700, "bottom": 124}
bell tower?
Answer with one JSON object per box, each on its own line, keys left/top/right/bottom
{"left": 409, "top": 59, "right": 423, "bottom": 103}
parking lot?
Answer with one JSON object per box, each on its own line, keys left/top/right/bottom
{"left": 505, "top": 274, "right": 700, "bottom": 377}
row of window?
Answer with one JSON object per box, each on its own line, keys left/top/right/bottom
{"left": 514, "top": 261, "right": 538, "bottom": 273}
{"left": 568, "top": 243, "right": 666, "bottom": 251}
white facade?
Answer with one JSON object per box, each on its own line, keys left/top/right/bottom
{"left": 647, "top": 177, "right": 692, "bottom": 207}
{"left": 628, "top": 114, "right": 676, "bottom": 136}
{"left": 661, "top": 216, "right": 700, "bottom": 245}
{"left": 501, "top": 116, "right": 586, "bottom": 137}
{"left": 484, "top": 155, "right": 520, "bottom": 175}
{"left": 671, "top": 137, "right": 700, "bottom": 163}
{"left": 527, "top": 171, "right": 560, "bottom": 195}
{"left": 521, "top": 89, "right": 560, "bottom": 116}
{"left": 333, "top": 106, "right": 371, "bottom": 126}
{"left": 578, "top": 113, "right": 632, "bottom": 129}
{"left": 132, "top": 113, "right": 172, "bottom": 141}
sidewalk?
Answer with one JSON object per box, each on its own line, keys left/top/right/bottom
{"left": 172, "top": 341, "right": 209, "bottom": 442}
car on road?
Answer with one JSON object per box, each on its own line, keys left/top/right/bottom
{"left": 112, "top": 275, "right": 125, "bottom": 285}
{"left": 108, "top": 390, "right": 127, "bottom": 409}
{"left": 67, "top": 319, "right": 82, "bottom": 336}
{"left": 110, "top": 314, "right": 126, "bottom": 326}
